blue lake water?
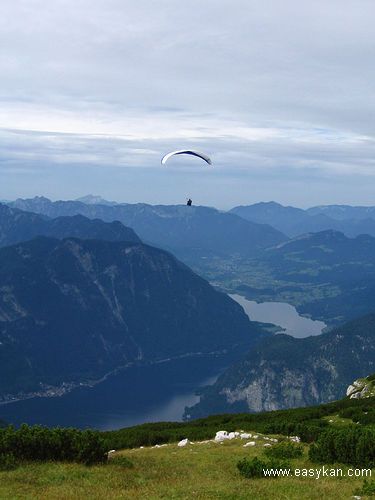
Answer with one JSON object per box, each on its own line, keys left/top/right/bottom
{"left": 230, "top": 294, "right": 326, "bottom": 338}
{"left": 0, "top": 357, "right": 224, "bottom": 430}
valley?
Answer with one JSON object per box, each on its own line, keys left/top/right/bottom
{"left": 0, "top": 296, "right": 324, "bottom": 429}
{"left": 1, "top": 197, "right": 375, "bottom": 427}
{"left": 0, "top": 356, "right": 224, "bottom": 429}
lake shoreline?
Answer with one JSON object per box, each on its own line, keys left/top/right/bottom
{"left": 230, "top": 294, "right": 327, "bottom": 338}
{"left": 0, "top": 353, "right": 233, "bottom": 430}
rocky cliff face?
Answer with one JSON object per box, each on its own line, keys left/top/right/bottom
{"left": 185, "top": 314, "right": 375, "bottom": 418}
{"left": 0, "top": 237, "right": 264, "bottom": 400}
{"left": 347, "top": 374, "right": 375, "bottom": 399}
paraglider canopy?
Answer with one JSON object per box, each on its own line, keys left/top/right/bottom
{"left": 161, "top": 150, "right": 212, "bottom": 165}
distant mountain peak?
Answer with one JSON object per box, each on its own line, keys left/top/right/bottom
{"left": 75, "top": 195, "right": 118, "bottom": 206}
{"left": 254, "top": 201, "right": 284, "bottom": 207}
{"left": 18, "top": 196, "right": 52, "bottom": 202}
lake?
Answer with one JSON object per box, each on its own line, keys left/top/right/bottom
{"left": 230, "top": 294, "right": 326, "bottom": 338}
{"left": 0, "top": 356, "right": 225, "bottom": 430}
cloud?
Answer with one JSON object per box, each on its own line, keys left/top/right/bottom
{"left": 0, "top": 0, "right": 375, "bottom": 205}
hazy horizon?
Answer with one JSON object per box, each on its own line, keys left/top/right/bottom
{"left": 7, "top": 193, "right": 375, "bottom": 211}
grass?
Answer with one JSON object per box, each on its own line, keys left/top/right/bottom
{"left": 322, "top": 414, "right": 354, "bottom": 426}
{"left": 0, "top": 434, "right": 372, "bottom": 499}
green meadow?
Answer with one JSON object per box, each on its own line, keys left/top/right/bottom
{"left": 1, "top": 394, "right": 374, "bottom": 499}
{"left": 0, "top": 436, "right": 372, "bottom": 499}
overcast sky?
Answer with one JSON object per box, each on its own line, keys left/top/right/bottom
{"left": 1, "top": 0, "right": 375, "bottom": 208}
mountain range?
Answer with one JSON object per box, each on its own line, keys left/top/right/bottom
{"left": 8, "top": 198, "right": 287, "bottom": 264}
{"left": 231, "top": 201, "right": 375, "bottom": 238}
{"left": 2, "top": 195, "right": 375, "bottom": 423}
{"left": 9, "top": 197, "right": 375, "bottom": 325}
{"left": 307, "top": 204, "right": 375, "bottom": 220}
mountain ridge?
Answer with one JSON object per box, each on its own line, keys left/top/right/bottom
{"left": 8, "top": 197, "right": 287, "bottom": 262}
{"left": 230, "top": 201, "right": 375, "bottom": 238}
{"left": 0, "top": 235, "right": 265, "bottom": 400}
{"left": 0, "top": 203, "right": 140, "bottom": 247}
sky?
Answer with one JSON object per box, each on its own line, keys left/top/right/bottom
{"left": 1, "top": 0, "right": 375, "bottom": 208}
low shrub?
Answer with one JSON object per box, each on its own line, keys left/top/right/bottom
{"left": 237, "top": 456, "right": 291, "bottom": 479}
{"left": 354, "top": 479, "right": 375, "bottom": 497}
{"left": 309, "top": 426, "right": 375, "bottom": 467}
{"left": 338, "top": 407, "right": 363, "bottom": 420}
{"left": 0, "top": 453, "right": 18, "bottom": 471}
{"left": 357, "top": 412, "right": 375, "bottom": 425}
{"left": 0, "top": 425, "right": 107, "bottom": 465}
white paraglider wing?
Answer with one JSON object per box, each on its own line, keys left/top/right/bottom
{"left": 161, "top": 150, "right": 212, "bottom": 165}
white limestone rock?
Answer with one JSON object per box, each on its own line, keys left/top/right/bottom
{"left": 214, "top": 431, "right": 229, "bottom": 442}
{"left": 178, "top": 438, "right": 190, "bottom": 447}
{"left": 240, "top": 433, "right": 252, "bottom": 439}
{"left": 243, "top": 441, "right": 256, "bottom": 448}
{"left": 289, "top": 436, "right": 301, "bottom": 443}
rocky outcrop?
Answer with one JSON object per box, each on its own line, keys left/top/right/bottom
{"left": 346, "top": 375, "right": 375, "bottom": 399}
